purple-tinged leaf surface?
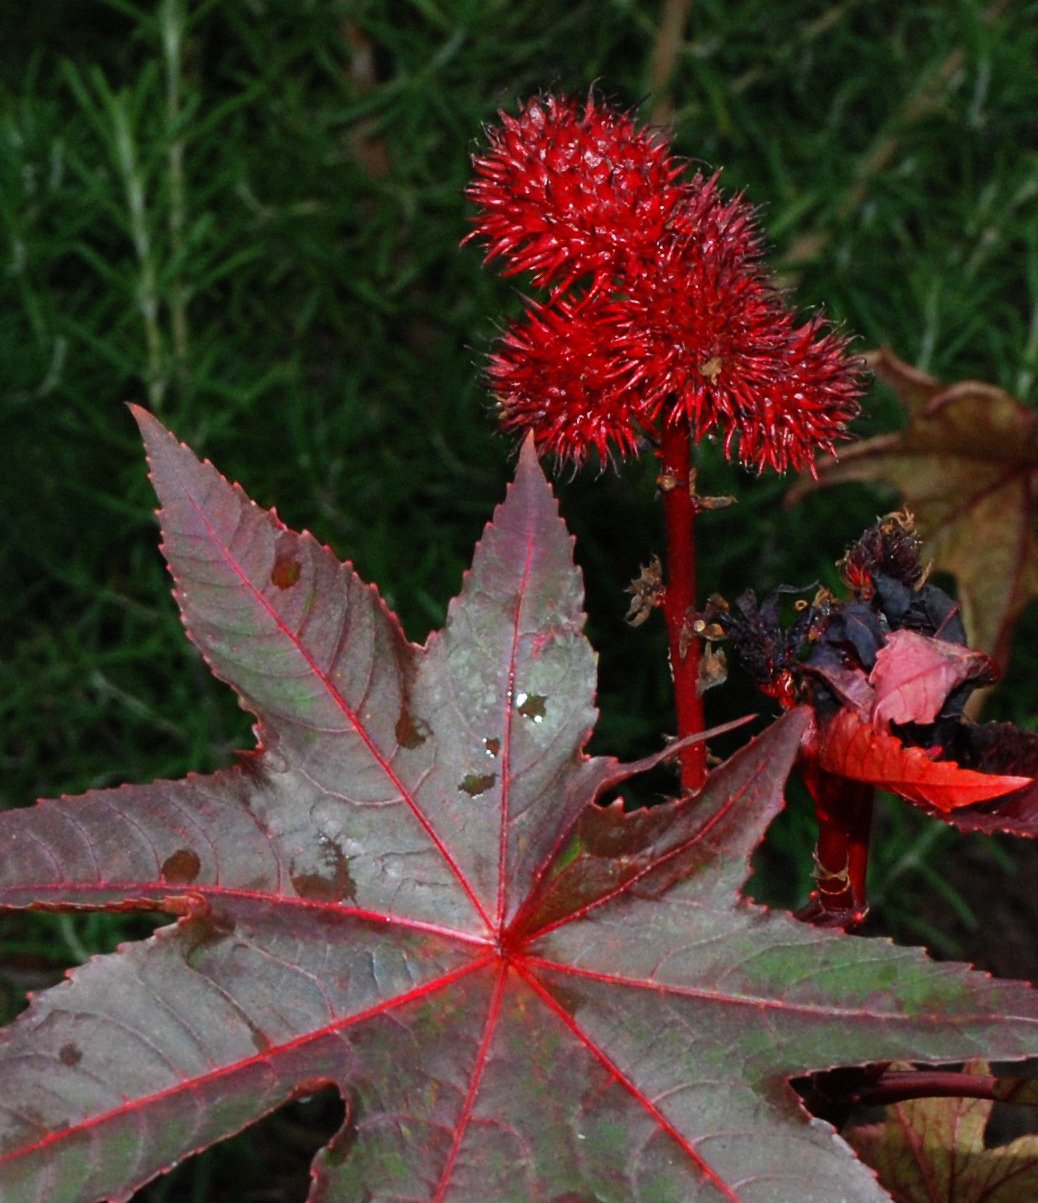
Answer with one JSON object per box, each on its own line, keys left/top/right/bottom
{"left": 4, "top": 413, "right": 1038, "bottom": 1201}
{"left": 869, "top": 630, "right": 995, "bottom": 728}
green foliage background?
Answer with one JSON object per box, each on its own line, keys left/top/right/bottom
{"left": 2, "top": 1, "right": 1038, "bottom": 1196}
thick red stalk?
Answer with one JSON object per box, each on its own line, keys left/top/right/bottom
{"left": 659, "top": 420, "right": 707, "bottom": 793}
{"left": 796, "top": 766, "right": 874, "bottom": 932}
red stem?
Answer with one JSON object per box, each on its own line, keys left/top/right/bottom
{"left": 853, "top": 1069, "right": 998, "bottom": 1108}
{"left": 799, "top": 1063, "right": 1022, "bottom": 1123}
{"left": 796, "top": 766, "right": 874, "bottom": 932}
{"left": 659, "top": 421, "right": 707, "bottom": 794}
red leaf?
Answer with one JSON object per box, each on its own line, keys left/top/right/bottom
{"left": 818, "top": 709, "right": 1029, "bottom": 811}
{"left": 913, "top": 781, "right": 1038, "bottom": 838}
{"left": 869, "top": 629, "right": 996, "bottom": 727}
{"left": 913, "top": 721, "right": 1038, "bottom": 835}
{"left": 4, "top": 413, "right": 1038, "bottom": 1202}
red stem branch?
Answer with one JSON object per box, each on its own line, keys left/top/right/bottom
{"left": 799, "top": 1063, "right": 1030, "bottom": 1122}
{"left": 852, "top": 1069, "right": 998, "bottom": 1108}
{"left": 659, "top": 421, "right": 707, "bottom": 794}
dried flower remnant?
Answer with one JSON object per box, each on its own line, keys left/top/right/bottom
{"left": 789, "top": 346, "right": 1038, "bottom": 669}
{"left": 625, "top": 555, "right": 665, "bottom": 627}
{"left": 467, "top": 93, "right": 865, "bottom": 473}
{"left": 714, "top": 513, "right": 1032, "bottom": 926}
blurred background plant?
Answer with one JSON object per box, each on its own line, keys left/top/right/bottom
{"left": 3, "top": 1, "right": 1038, "bottom": 1196}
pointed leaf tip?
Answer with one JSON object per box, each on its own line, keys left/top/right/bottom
{"left": 130, "top": 404, "right": 197, "bottom": 490}
{"left": 128, "top": 401, "right": 164, "bottom": 445}
{"left": 517, "top": 427, "right": 540, "bottom": 464}
{"left": 7, "top": 411, "right": 1038, "bottom": 1203}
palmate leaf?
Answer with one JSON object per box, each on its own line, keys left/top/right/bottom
{"left": 5, "top": 417, "right": 1038, "bottom": 1201}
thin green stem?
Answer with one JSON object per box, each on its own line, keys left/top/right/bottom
{"left": 109, "top": 89, "right": 165, "bottom": 411}
{"left": 659, "top": 420, "right": 707, "bottom": 794}
{"left": 161, "top": 0, "right": 190, "bottom": 392}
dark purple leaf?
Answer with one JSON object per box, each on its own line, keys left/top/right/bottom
{"left": 3, "top": 413, "right": 1038, "bottom": 1202}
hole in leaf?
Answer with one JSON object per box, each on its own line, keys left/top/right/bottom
{"left": 160, "top": 848, "right": 201, "bottom": 884}
{"left": 515, "top": 692, "right": 547, "bottom": 722}
{"left": 129, "top": 1085, "right": 346, "bottom": 1202}
{"left": 458, "top": 772, "right": 496, "bottom": 797}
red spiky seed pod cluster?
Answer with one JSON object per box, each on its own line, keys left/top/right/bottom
{"left": 466, "top": 93, "right": 865, "bottom": 472}
{"left": 466, "top": 92, "right": 688, "bottom": 295}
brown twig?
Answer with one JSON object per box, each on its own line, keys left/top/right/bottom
{"left": 648, "top": 0, "right": 693, "bottom": 127}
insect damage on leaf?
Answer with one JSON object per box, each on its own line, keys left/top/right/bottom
{"left": 4, "top": 412, "right": 1038, "bottom": 1203}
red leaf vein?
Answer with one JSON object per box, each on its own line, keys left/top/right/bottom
{"left": 0, "top": 957, "right": 493, "bottom": 1174}
{"left": 518, "top": 962, "right": 743, "bottom": 1202}
{"left": 171, "top": 461, "right": 492, "bottom": 931}
{"left": 496, "top": 532, "right": 537, "bottom": 929}
{"left": 432, "top": 961, "right": 508, "bottom": 1202}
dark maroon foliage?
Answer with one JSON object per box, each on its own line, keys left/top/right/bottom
{"left": 3, "top": 416, "right": 1038, "bottom": 1202}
